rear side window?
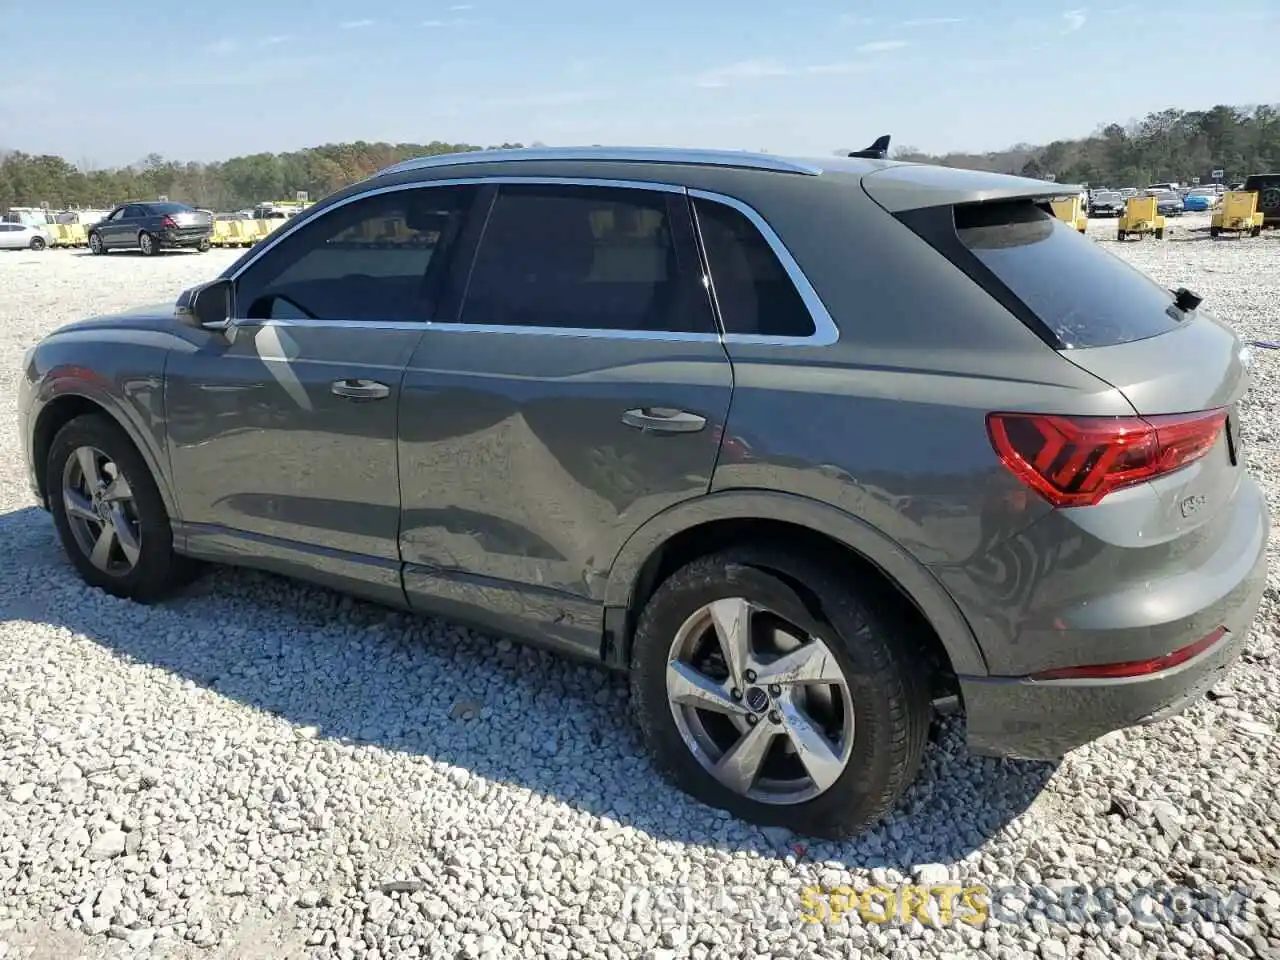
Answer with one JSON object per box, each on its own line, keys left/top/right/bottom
{"left": 951, "top": 201, "right": 1181, "bottom": 349}
{"left": 694, "top": 198, "right": 815, "bottom": 338}
{"left": 460, "top": 184, "right": 714, "bottom": 334}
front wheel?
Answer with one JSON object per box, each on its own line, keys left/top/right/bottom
{"left": 138, "top": 232, "right": 158, "bottom": 256}
{"left": 1155, "top": 228, "right": 1165, "bottom": 239}
{"left": 630, "top": 548, "right": 931, "bottom": 839}
{"left": 88, "top": 232, "right": 105, "bottom": 255}
{"left": 196, "top": 238, "right": 211, "bottom": 253}
{"left": 47, "top": 413, "right": 196, "bottom": 602}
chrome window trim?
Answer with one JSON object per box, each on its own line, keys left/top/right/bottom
{"left": 373, "top": 146, "right": 823, "bottom": 179}
{"left": 227, "top": 175, "right": 838, "bottom": 347}
{"left": 688, "top": 189, "right": 839, "bottom": 347}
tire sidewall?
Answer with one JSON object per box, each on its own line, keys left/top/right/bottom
{"left": 139, "top": 233, "right": 155, "bottom": 256}
{"left": 89, "top": 233, "right": 104, "bottom": 254}
{"left": 30, "top": 237, "right": 46, "bottom": 251}
{"left": 46, "top": 415, "right": 176, "bottom": 599}
{"left": 630, "top": 554, "right": 919, "bottom": 836}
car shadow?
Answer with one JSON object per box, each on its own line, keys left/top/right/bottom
{"left": 0, "top": 503, "right": 1055, "bottom": 868}
{"left": 68, "top": 250, "right": 204, "bottom": 258}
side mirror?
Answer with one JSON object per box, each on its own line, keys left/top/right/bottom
{"left": 175, "top": 279, "right": 232, "bottom": 334}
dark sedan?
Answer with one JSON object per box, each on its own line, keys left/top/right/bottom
{"left": 1088, "top": 191, "right": 1125, "bottom": 217}
{"left": 87, "top": 202, "right": 213, "bottom": 256}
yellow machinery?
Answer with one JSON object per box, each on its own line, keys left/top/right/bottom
{"left": 1050, "top": 195, "right": 1088, "bottom": 233}
{"left": 1117, "top": 196, "right": 1165, "bottom": 240}
{"left": 1210, "top": 191, "right": 1264, "bottom": 238}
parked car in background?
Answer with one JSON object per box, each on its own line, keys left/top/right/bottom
{"left": 1155, "top": 191, "right": 1184, "bottom": 216}
{"left": 1118, "top": 187, "right": 1139, "bottom": 199}
{"left": 1182, "top": 188, "right": 1219, "bottom": 212}
{"left": 87, "top": 201, "right": 214, "bottom": 256}
{"left": 1088, "top": 191, "right": 1125, "bottom": 217}
{"left": 0, "top": 221, "right": 51, "bottom": 250}
{"left": 1241, "top": 173, "right": 1280, "bottom": 229}
{"left": 19, "top": 146, "right": 1269, "bottom": 839}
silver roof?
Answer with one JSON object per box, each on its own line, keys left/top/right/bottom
{"left": 373, "top": 146, "right": 826, "bottom": 178}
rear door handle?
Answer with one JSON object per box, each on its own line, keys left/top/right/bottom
{"left": 621, "top": 407, "right": 707, "bottom": 434}
{"left": 331, "top": 378, "right": 390, "bottom": 401}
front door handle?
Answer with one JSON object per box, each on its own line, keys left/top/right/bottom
{"left": 621, "top": 407, "right": 707, "bottom": 434}
{"left": 331, "top": 378, "right": 390, "bottom": 401}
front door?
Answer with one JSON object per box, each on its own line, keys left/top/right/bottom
{"left": 97, "top": 207, "right": 129, "bottom": 248}
{"left": 397, "top": 181, "right": 733, "bottom": 656}
{"left": 166, "top": 182, "right": 481, "bottom": 606}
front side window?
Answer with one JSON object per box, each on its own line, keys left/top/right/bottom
{"left": 693, "top": 198, "right": 816, "bottom": 339}
{"left": 234, "top": 184, "right": 477, "bottom": 322}
{"left": 459, "top": 184, "right": 715, "bottom": 334}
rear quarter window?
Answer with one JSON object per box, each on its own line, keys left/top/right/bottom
{"left": 951, "top": 201, "right": 1182, "bottom": 349}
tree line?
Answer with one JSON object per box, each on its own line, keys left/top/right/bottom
{"left": 1, "top": 103, "right": 1277, "bottom": 212}
{"left": 892, "top": 104, "right": 1279, "bottom": 188}
{"left": 0, "top": 140, "right": 524, "bottom": 212}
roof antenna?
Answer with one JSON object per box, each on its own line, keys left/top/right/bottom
{"left": 848, "top": 134, "right": 891, "bottom": 160}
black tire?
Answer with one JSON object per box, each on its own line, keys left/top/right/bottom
{"left": 196, "top": 238, "right": 211, "bottom": 253}
{"left": 88, "top": 232, "right": 106, "bottom": 255}
{"left": 1155, "top": 228, "right": 1164, "bottom": 239}
{"left": 138, "top": 232, "right": 159, "bottom": 256}
{"left": 1117, "top": 230, "right": 1126, "bottom": 241}
{"left": 630, "top": 547, "right": 931, "bottom": 840}
{"left": 1209, "top": 226, "right": 1220, "bottom": 238}
{"left": 29, "top": 235, "right": 47, "bottom": 251}
{"left": 47, "top": 413, "right": 196, "bottom": 602}
{"left": 1251, "top": 226, "right": 1262, "bottom": 238}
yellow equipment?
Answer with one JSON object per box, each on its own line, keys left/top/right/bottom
{"left": 1050, "top": 196, "right": 1088, "bottom": 233}
{"left": 1117, "top": 196, "right": 1165, "bottom": 240}
{"left": 1209, "top": 191, "right": 1264, "bottom": 239}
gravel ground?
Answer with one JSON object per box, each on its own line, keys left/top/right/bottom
{"left": 0, "top": 230, "right": 1277, "bottom": 960}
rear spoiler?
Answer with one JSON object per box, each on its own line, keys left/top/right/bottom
{"left": 862, "top": 163, "right": 1083, "bottom": 213}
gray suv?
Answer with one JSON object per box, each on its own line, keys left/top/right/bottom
{"left": 18, "top": 147, "right": 1269, "bottom": 839}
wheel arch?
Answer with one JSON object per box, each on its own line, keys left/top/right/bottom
{"left": 31, "top": 390, "right": 178, "bottom": 520}
{"left": 603, "top": 490, "right": 989, "bottom": 679}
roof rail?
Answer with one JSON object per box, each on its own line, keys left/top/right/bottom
{"left": 373, "top": 146, "right": 824, "bottom": 179}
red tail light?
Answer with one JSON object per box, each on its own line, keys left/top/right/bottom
{"left": 161, "top": 215, "right": 178, "bottom": 229}
{"left": 986, "top": 408, "right": 1226, "bottom": 507}
{"left": 1031, "top": 626, "right": 1227, "bottom": 680}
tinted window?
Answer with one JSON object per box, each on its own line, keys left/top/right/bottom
{"left": 955, "top": 201, "right": 1180, "bottom": 349}
{"left": 122, "top": 205, "right": 145, "bottom": 218}
{"left": 149, "top": 202, "right": 193, "bottom": 215}
{"left": 235, "top": 185, "right": 476, "bottom": 323}
{"left": 0, "top": 224, "right": 16, "bottom": 232}
{"left": 693, "top": 198, "right": 815, "bottom": 338}
{"left": 460, "top": 184, "right": 714, "bottom": 334}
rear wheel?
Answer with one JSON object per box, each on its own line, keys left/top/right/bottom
{"left": 88, "top": 232, "right": 105, "bottom": 255}
{"left": 1117, "top": 230, "right": 1126, "bottom": 241}
{"left": 1155, "top": 228, "right": 1165, "bottom": 239}
{"left": 1251, "top": 226, "right": 1262, "bottom": 238}
{"left": 630, "top": 548, "right": 931, "bottom": 839}
{"left": 1210, "top": 226, "right": 1220, "bottom": 238}
{"left": 138, "top": 232, "right": 158, "bottom": 256}
{"left": 47, "top": 414, "right": 196, "bottom": 602}
{"left": 29, "top": 235, "right": 47, "bottom": 251}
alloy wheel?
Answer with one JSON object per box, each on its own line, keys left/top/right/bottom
{"left": 665, "top": 597, "right": 855, "bottom": 805}
{"left": 61, "top": 446, "right": 142, "bottom": 577}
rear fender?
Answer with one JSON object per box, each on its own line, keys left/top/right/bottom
{"left": 604, "top": 489, "right": 989, "bottom": 676}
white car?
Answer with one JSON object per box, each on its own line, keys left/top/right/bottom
{"left": 0, "top": 222, "right": 51, "bottom": 251}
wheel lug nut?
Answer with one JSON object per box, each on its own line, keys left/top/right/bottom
{"left": 730, "top": 688, "right": 741, "bottom": 700}
{"left": 746, "top": 714, "right": 758, "bottom": 726}
{"left": 744, "top": 669, "right": 757, "bottom": 683}
{"left": 768, "top": 684, "right": 781, "bottom": 697}
{"left": 768, "top": 711, "right": 781, "bottom": 724}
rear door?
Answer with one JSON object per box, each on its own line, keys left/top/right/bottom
{"left": 396, "top": 179, "right": 733, "bottom": 656}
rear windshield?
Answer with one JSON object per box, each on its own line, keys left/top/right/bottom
{"left": 954, "top": 201, "right": 1181, "bottom": 349}
{"left": 150, "top": 202, "right": 194, "bottom": 214}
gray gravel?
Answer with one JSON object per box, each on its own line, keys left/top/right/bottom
{"left": 0, "top": 235, "right": 1277, "bottom": 960}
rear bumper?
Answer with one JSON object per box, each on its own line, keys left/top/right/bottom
{"left": 157, "top": 229, "right": 212, "bottom": 248}
{"left": 956, "top": 477, "right": 1269, "bottom": 760}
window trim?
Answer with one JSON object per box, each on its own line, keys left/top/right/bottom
{"left": 225, "top": 176, "right": 839, "bottom": 346}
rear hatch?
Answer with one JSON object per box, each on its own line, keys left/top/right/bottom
{"left": 863, "top": 167, "right": 1251, "bottom": 535}
{"left": 155, "top": 205, "right": 213, "bottom": 236}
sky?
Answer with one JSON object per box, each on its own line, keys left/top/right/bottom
{"left": 1, "top": 0, "right": 1277, "bottom": 168}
